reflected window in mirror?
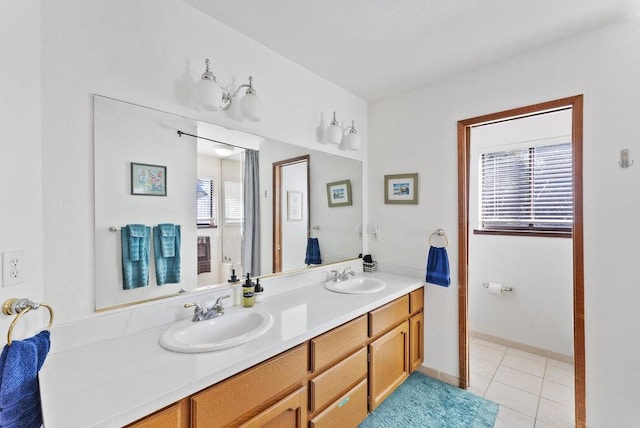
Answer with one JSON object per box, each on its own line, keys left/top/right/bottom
{"left": 223, "top": 181, "right": 243, "bottom": 225}
{"left": 197, "top": 177, "right": 217, "bottom": 228}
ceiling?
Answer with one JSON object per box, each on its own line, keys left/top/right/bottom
{"left": 184, "top": 0, "right": 639, "bottom": 101}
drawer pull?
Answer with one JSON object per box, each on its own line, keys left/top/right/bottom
{"left": 338, "top": 397, "right": 350, "bottom": 408}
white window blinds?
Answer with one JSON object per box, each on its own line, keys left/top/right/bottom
{"left": 196, "top": 178, "right": 216, "bottom": 227}
{"left": 480, "top": 142, "right": 573, "bottom": 231}
{"left": 223, "top": 181, "right": 243, "bottom": 224}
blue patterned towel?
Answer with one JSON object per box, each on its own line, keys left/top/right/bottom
{"left": 426, "top": 246, "right": 450, "bottom": 287}
{"left": 158, "top": 223, "right": 176, "bottom": 257}
{"left": 154, "top": 224, "right": 181, "bottom": 285}
{"left": 305, "top": 237, "right": 322, "bottom": 265}
{"left": 121, "top": 225, "right": 150, "bottom": 289}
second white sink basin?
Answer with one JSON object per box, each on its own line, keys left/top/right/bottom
{"left": 160, "top": 309, "right": 273, "bottom": 353}
{"left": 324, "top": 277, "right": 386, "bottom": 294}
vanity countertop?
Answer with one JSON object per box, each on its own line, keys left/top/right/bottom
{"left": 39, "top": 272, "right": 423, "bottom": 428}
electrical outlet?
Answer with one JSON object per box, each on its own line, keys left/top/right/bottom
{"left": 2, "top": 251, "right": 24, "bottom": 286}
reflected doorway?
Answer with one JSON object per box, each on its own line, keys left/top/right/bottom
{"left": 272, "top": 155, "right": 310, "bottom": 273}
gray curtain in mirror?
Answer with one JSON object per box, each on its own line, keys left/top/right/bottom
{"left": 242, "top": 149, "right": 261, "bottom": 276}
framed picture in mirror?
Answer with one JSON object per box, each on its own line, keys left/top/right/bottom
{"left": 131, "top": 162, "right": 167, "bottom": 196}
{"left": 326, "top": 179, "right": 352, "bottom": 207}
{"left": 287, "top": 191, "right": 303, "bottom": 221}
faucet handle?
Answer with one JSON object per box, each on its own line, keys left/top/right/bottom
{"left": 214, "top": 295, "right": 231, "bottom": 306}
{"left": 184, "top": 302, "right": 202, "bottom": 311}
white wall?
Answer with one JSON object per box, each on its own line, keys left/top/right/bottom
{"left": 468, "top": 111, "right": 574, "bottom": 356}
{"left": 368, "top": 17, "right": 640, "bottom": 425}
{"left": 281, "top": 162, "right": 309, "bottom": 272}
{"left": 0, "top": 2, "right": 44, "bottom": 339}
{"left": 40, "top": 0, "right": 367, "bottom": 323}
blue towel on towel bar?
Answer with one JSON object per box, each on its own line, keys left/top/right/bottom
{"left": 121, "top": 225, "right": 150, "bottom": 289}
{"left": 154, "top": 224, "right": 181, "bottom": 285}
{"left": 426, "top": 246, "right": 450, "bottom": 287}
{"left": 304, "top": 237, "right": 322, "bottom": 265}
{"left": 158, "top": 223, "right": 176, "bottom": 257}
{"left": 0, "top": 330, "right": 50, "bottom": 428}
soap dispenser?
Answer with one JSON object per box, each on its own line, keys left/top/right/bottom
{"left": 254, "top": 278, "right": 264, "bottom": 303}
{"left": 242, "top": 273, "right": 255, "bottom": 308}
{"left": 228, "top": 269, "right": 241, "bottom": 305}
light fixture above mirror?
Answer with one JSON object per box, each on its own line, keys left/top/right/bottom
{"left": 197, "top": 58, "right": 263, "bottom": 122}
{"left": 324, "top": 111, "right": 361, "bottom": 150}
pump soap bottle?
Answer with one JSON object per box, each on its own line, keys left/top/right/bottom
{"left": 242, "top": 273, "right": 255, "bottom": 308}
{"left": 228, "top": 269, "right": 241, "bottom": 305}
{"left": 254, "top": 278, "right": 264, "bottom": 303}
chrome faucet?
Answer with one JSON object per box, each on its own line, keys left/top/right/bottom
{"left": 330, "top": 267, "right": 355, "bottom": 282}
{"left": 184, "top": 295, "right": 230, "bottom": 322}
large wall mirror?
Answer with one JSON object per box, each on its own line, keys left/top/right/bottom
{"left": 94, "top": 95, "right": 362, "bottom": 310}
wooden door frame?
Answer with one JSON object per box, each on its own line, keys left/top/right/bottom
{"left": 457, "top": 95, "right": 585, "bottom": 427}
{"left": 272, "top": 155, "right": 310, "bottom": 273}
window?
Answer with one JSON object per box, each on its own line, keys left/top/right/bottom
{"left": 480, "top": 142, "right": 573, "bottom": 233}
{"left": 197, "top": 178, "right": 217, "bottom": 228}
{"left": 223, "top": 181, "right": 243, "bottom": 224}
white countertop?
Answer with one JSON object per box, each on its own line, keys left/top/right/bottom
{"left": 40, "top": 272, "right": 423, "bottom": 428}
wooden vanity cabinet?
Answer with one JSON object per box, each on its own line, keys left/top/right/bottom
{"left": 128, "top": 287, "right": 425, "bottom": 428}
{"left": 125, "top": 398, "right": 190, "bottom": 428}
{"left": 191, "top": 344, "right": 307, "bottom": 427}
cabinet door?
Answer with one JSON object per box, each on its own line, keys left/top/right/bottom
{"left": 368, "top": 320, "right": 410, "bottom": 411}
{"left": 240, "top": 386, "right": 306, "bottom": 428}
{"left": 409, "top": 311, "right": 424, "bottom": 372}
{"left": 125, "top": 399, "right": 190, "bottom": 428}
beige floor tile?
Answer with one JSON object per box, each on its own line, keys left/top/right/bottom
{"left": 534, "top": 420, "right": 559, "bottom": 428}
{"left": 468, "top": 373, "right": 491, "bottom": 397}
{"left": 471, "top": 342, "right": 507, "bottom": 364}
{"left": 547, "top": 358, "right": 574, "bottom": 372}
{"left": 485, "top": 380, "right": 540, "bottom": 417}
{"left": 536, "top": 397, "right": 575, "bottom": 428}
{"left": 544, "top": 365, "right": 574, "bottom": 387}
{"left": 494, "top": 365, "right": 543, "bottom": 395}
{"left": 506, "top": 347, "right": 548, "bottom": 363}
{"left": 501, "top": 353, "right": 547, "bottom": 377}
{"left": 541, "top": 379, "right": 574, "bottom": 406}
{"left": 470, "top": 356, "right": 499, "bottom": 379}
{"left": 494, "top": 406, "right": 535, "bottom": 428}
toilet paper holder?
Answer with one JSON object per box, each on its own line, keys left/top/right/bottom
{"left": 482, "top": 282, "right": 513, "bottom": 292}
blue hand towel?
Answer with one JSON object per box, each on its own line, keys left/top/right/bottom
{"left": 0, "top": 330, "right": 50, "bottom": 428}
{"left": 158, "top": 224, "right": 176, "bottom": 257}
{"left": 304, "top": 237, "right": 322, "bottom": 265}
{"left": 121, "top": 225, "right": 150, "bottom": 289}
{"left": 127, "top": 224, "right": 147, "bottom": 262}
{"left": 426, "top": 246, "right": 450, "bottom": 287}
{"left": 153, "top": 224, "right": 181, "bottom": 285}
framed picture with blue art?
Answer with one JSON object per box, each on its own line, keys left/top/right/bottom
{"left": 326, "top": 179, "right": 352, "bottom": 207}
{"left": 384, "top": 173, "right": 418, "bottom": 204}
{"left": 131, "top": 162, "right": 167, "bottom": 196}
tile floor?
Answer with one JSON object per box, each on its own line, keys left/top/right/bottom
{"left": 468, "top": 337, "right": 575, "bottom": 428}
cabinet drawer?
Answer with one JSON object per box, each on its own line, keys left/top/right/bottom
{"left": 410, "top": 287, "right": 424, "bottom": 314}
{"left": 191, "top": 344, "right": 307, "bottom": 428}
{"left": 126, "top": 399, "right": 189, "bottom": 428}
{"left": 368, "top": 295, "right": 409, "bottom": 338}
{"left": 309, "top": 347, "right": 367, "bottom": 414}
{"left": 310, "top": 315, "right": 368, "bottom": 373}
{"left": 309, "top": 379, "right": 368, "bottom": 428}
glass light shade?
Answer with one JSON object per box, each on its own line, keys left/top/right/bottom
{"left": 344, "top": 132, "right": 361, "bottom": 150}
{"left": 197, "top": 78, "right": 223, "bottom": 111}
{"left": 325, "top": 124, "right": 343, "bottom": 144}
{"left": 215, "top": 147, "right": 233, "bottom": 157}
{"left": 240, "top": 93, "right": 263, "bottom": 122}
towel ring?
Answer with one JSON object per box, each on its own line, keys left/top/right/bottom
{"left": 2, "top": 298, "right": 54, "bottom": 345}
{"left": 428, "top": 229, "right": 449, "bottom": 248}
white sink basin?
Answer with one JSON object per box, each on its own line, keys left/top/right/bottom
{"left": 324, "top": 277, "right": 386, "bottom": 294}
{"left": 160, "top": 309, "right": 273, "bottom": 353}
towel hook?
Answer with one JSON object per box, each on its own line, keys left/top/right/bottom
{"left": 2, "top": 298, "right": 54, "bottom": 345}
{"left": 428, "top": 229, "right": 449, "bottom": 248}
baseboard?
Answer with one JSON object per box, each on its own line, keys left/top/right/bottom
{"left": 470, "top": 330, "right": 574, "bottom": 364}
{"left": 416, "top": 365, "right": 460, "bottom": 387}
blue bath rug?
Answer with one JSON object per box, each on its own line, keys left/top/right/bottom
{"left": 360, "top": 372, "right": 499, "bottom": 428}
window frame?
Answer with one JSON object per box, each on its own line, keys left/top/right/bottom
{"left": 196, "top": 177, "right": 217, "bottom": 229}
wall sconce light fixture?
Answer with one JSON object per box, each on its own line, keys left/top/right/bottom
{"left": 324, "top": 111, "right": 362, "bottom": 150}
{"left": 197, "top": 58, "right": 263, "bottom": 122}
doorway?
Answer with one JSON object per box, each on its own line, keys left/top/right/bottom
{"left": 457, "top": 96, "right": 585, "bottom": 427}
{"left": 272, "top": 155, "right": 310, "bottom": 273}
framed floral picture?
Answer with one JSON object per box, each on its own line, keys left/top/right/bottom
{"left": 384, "top": 173, "right": 418, "bottom": 204}
{"left": 131, "top": 162, "right": 167, "bottom": 196}
{"left": 326, "top": 179, "right": 352, "bottom": 207}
